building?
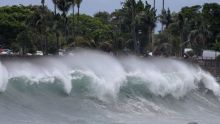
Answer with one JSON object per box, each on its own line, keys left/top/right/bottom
{"left": 202, "top": 50, "right": 220, "bottom": 60}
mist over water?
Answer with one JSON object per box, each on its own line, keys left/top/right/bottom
{"left": 0, "top": 49, "right": 220, "bottom": 124}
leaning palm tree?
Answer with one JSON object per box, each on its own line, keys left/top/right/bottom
{"left": 57, "top": 0, "right": 71, "bottom": 42}
{"left": 52, "top": 0, "right": 57, "bottom": 15}
{"left": 75, "top": 0, "right": 82, "bottom": 19}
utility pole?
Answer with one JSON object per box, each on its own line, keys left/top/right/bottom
{"left": 152, "top": 0, "right": 156, "bottom": 53}
{"left": 154, "top": 0, "right": 156, "bottom": 9}
{"left": 161, "top": 0, "right": 165, "bottom": 31}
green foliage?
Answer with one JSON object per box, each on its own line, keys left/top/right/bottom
{"left": 111, "top": 0, "right": 156, "bottom": 53}
{"left": 69, "top": 14, "right": 112, "bottom": 43}
{"left": 0, "top": 6, "right": 32, "bottom": 48}
{"left": 94, "top": 11, "right": 110, "bottom": 24}
{"left": 74, "top": 36, "right": 95, "bottom": 48}
{"left": 203, "top": 3, "right": 220, "bottom": 37}
{"left": 158, "top": 3, "right": 220, "bottom": 57}
{"left": 1, "top": 2, "right": 220, "bottom": 56}
{"left": 16, "top": 30, "right": 36, "bottom": 54}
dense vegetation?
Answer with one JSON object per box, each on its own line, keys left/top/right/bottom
{"left": 0, "top": 0, "right": 220, "bottom": 56}
{"left": 158, "top": 3, "right": 220, "bottom": 56}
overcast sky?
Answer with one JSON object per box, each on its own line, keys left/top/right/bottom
{"left": 1, "top": 0, "right": 220, "bottom": 16}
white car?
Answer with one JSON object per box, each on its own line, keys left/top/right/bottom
{"left": 0, "top": 51, "right": 8, "bottom": 55}
{"left": 26, "top": 53, "right": 33, "bottom": 56}
{"left": 58, "top": 49, "right": 66, "bottom": 56}
{"left": 35, "top": 51, "right": 43, "bottom": 56}
{"left": 0, "top": 49, "right": 13, "bottom": 55}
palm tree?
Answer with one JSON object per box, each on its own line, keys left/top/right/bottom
{"left": 57, "top": 0, "right": 71, "bottom": 16}
{"left": 128, "top": 0, "right": 139, "bottom": 53}
{"left": 41, "top": 0, "right": 45, "bottom": 8}
{"left": 177, "top": 14, "right": 188, "bottom": 57}
{"left": 75, "top": 0, "right": 82, "bottom": 20}
{"left": 69, "top": 0, "right": 76, "bottom": 42}
{"left": 135, "top": 11, "right": 153, "bottom": 53}
{"left": 57, "top": 0, "right": 71, "bottom": 43}
{"left": 41, "top": 0, "right": 47, "bottom": 55}
{"left": 188, "top": 27, "right": 212, "bottom": 56}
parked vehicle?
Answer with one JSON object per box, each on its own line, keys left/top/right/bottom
{"left": 0, "top": 48, "right": 3, "bottom": 53}
{"left": 35, "top": 51, "right": 43, "bottom": 56}
{"left": 26, "top": 53, "right": 33, "bottom": 56}
{"left": 58, "top": 49, "right": 66, "bottom": 56}
{"left": 0, "top": 49, "right": 13, "bottom": 55}
{"left": 0, "top": 45, "right": 4, "bottom": 53}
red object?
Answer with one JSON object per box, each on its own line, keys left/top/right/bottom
{"left": 0, "top": 48, "right": 3, "bottom": 53}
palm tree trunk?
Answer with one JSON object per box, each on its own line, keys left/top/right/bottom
{"left": 72, "top": 5, "right": 75, "bottom": 43}
{"left": 45, "top": 35, "right": 48, "bottom": 55}
{"left": 162, "top": 0, "right": 165, "bottom": 10}
{"left": 180, "top": 31, "right": 184, "bottom": 57}
{"left": 77, "top": 6, "right": 80, "bottom": 23}
{"left": 22, "top": 40, "right": 25, "bottom": 55}
{"left": 54, "top": 3, "right": 57, "bottom": 15}
{"left": 149, "top": 27, "right": 153, "bottom": 52}
{"left": 65, "top": 16, "right": 68, "bottom": 44}
{"left": 56, "top": 33, "right": 59, "bottom": 53}
{"left": 41, "top": 0, "right": 46, "bottom": 55}
{"left": 161, "top": 0, "right": 165, "bottom": 31}
{"left": 151, "top": 29, "right": 155, "bottom": 53}
{"left": 73, "top": 5, "right": 75, "bottom": 16}
{"left": 131, "top": 0, "right": 138, "bottom": 53}
{"left": 78, "top": 7, "right": 80, "bottom": 17}
{"left": 43, "top": 35, "right": 46, "bottom": 55}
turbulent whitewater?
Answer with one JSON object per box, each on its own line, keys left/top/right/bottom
{"left": 0, "top": 50, "right": 220, "bottom": 124}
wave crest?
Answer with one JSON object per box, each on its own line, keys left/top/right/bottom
{"left": 0, "top": 50, "right": 220, "bottom": 100}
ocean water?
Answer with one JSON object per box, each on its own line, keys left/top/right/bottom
{"left": 0, "top": 50, "right": 220, "bottom": 124}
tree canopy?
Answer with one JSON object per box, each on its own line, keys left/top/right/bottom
{"left": 0, "top": 1, "right": 220, "bottom": 56}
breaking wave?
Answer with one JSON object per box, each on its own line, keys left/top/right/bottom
{"left": 0, "top": 50, "right": 220, "bottom": 124}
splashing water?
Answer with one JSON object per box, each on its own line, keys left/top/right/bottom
{"left": 0, "top": 50, "right": 220, "bottom": 124}
{"left": 0, "top": 61, "right": 8, "bottom": 92}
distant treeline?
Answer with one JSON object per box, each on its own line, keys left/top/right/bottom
{"left": 0, "top": 0, "right": 220, "bottom": 56}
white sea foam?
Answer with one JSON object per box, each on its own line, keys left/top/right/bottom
{"left": 0, "top": 50, "right": 220, "bottom": 98}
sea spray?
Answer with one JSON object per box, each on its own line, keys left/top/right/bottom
{"left": 1, "top": 50, "right": 220, "bottom": 98}
{"left": 3, "top": 58, "right": 72, "bottom": 94}
{"left": 0, "top": 61, "right": 8, "bottom": 92}
{"left": 120, "top": 56, "right": 220, "bottom": 98}
{"left": 0, "top": 50, "right": 220, "bottom": 124}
